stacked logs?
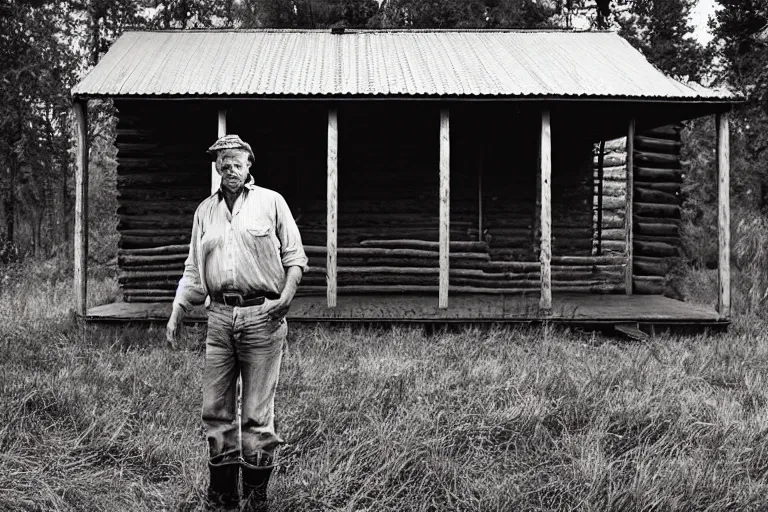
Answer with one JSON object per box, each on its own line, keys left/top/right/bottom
{"left": 117, "top": 201, "right": 626, "bottom": 300}
{"left": 483, "top": 202, "right": 535, "bottom": 261}
{"left": 551, "top": 145, "right": 594, "bottom": 257}
{"left": 290, "top": 145, "right": 610, "bottom": 296}
{"left": 590, "top": 126, "right": 683, "bottom": 295}
{"left": 484, "top": 140, "right": 594, "bottom": 262}
{"left": 118, "top": 244, "right": 188, "bottom": 302}
{"left": 114, "top": 101, "right": 212, "bottom": 303}
{"left": 485, "top": 207, "right": 595, "bottom": 261}
{"left": 592, "top": 138, "right": 628, "bottom": 255}
{"left": 113, "top": 100, "right": 621, "bottom": 300}
{"left": 296, "top": 243, "right": 626, "bottom": 296}
{"left": 295, "top": 198, "right": 479, "bottom": 247}
{"left": 632, "top": 125, "right": 684, "bottom": 295}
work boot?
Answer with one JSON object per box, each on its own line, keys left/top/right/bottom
{"left": 207, "top": 458, "right": 240, "bottom": 510}
{"left": 241, "top": 456, "right": 274, "bottom": 512}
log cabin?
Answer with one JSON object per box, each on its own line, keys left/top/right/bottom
{"left": 72, "top": 29, "right": 738, "bottom": 329}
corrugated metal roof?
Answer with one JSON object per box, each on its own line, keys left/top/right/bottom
{"left": 72, "top": 30, "right": 734, "bottom": 100}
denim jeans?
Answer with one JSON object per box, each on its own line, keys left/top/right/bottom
{"left": 202, "top": 301, "right": 287, "bottom": 464}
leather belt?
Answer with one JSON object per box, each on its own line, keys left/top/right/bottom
{"left": 211, "top": 290, "right": 280, "bottom": 307}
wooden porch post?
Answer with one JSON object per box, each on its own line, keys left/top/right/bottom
{"left": 717, "top": 112, "right": 731, "bottom": 319}
{"left": 327, "top": 107, "right": 339, "bottom": 308}
{"left": 439, "top": 108, "right": 450, "bottom": 309}
{"left": 625, "top": 119, "right": 635, "bottom": 294}
{"left": 477, "top": 148, "right": 483, "bottom": 242}
{"left": 73, "top": 100, "right": 88, "bottom": 316}
{"left": 211, "top": 109, "right": 227, "bottom": 194}
{"left": 540, "top": 110, "right": 552, "bottom": 312}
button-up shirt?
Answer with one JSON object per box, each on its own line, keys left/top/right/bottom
{"left": 173, "top": 180, "right": 308, "bottom": 312}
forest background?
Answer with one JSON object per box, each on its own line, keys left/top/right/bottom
{"left": 1, "top": 0, "right": 767, "bottom": 310}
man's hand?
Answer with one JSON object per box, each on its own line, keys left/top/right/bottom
{"left": 166, "top": 304, "right": 185, "bottom": 348}
{"left": 263, "top": 297, "right": 291, "bottom": 320}
{"left": 264, "top": 266, "right": 303, "bottom": 320}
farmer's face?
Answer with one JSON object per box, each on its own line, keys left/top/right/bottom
{"left": 216, "top": 150, "right": 251, "bottom": 194}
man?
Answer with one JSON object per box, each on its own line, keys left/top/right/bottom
{"left": 166, "top": 134, "right": 307, "bottom": 511}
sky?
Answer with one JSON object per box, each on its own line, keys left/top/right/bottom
{"left": 690, "top": 0, "right": 717, "bottom": 44}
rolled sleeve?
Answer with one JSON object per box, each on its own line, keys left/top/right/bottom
{"left": 275, "top": 195, "right": 309, "bottom": 273}
{"left": 173, "top": 209, "right": 207, "bottom": 312}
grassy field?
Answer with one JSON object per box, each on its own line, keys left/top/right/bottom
{"left": 2, "top": 260, "right": 768, "bottom": 511}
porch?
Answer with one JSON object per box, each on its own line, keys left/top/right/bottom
{"left": 86, "top": 293, "right": 723, "bottom": 328}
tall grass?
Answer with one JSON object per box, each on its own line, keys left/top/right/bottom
{"left": 2, "top": 260, "right": 768, "bottom": 511}
{"left": 733, "top": 208, "right": 768, "bottom": 312}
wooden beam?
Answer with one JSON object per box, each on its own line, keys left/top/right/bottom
{"left": 74, "top": 100, "right": 88, "bottom": 316}
{"left": 327, "top": 108, "right": 338, "bottom": 308}
{"left": 540, "top": 110, "right": 552, "bottom": 312}
{"left": 717, "top": 112, "right": 731, "bottom": 319}
{"left": 626, "top": 119, "right": 635, "bottom": 294}
{"left": 439, "top": 108, "right": 450, "bottom": 309}
{"left": 534, "top": 140, "right": 541, "bottom": 256}
{"left": 211, "top": 109, "right": 226, "bottom": 194}
{"left": 477, "top": 152, "right": 483, "bottom": 242}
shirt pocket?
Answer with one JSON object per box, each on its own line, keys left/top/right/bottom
{"left": 246, "top": 225, "right": 283, "bottom": 270}
{"left": 247, "top": 225, "right": 271, "bottom": 237}
{"left": 247, "top": 225, "right": 279, "bottom": 251}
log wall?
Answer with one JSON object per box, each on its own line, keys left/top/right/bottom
{"left": 591, "top": 124, "right": 684, "bottom": 296}
{"left": 593, "top": 137, "right": 629, "bottom": 256}
{"left": 632, "top": 124, "right": 684, "bottom": 295}
{"left": 115, "top": 101, "right": 215, "bottom": 302}
{"left": 112, "top": 101, "right": 632, "bottom": 302}
{"left": 290, "top": 105, "right": 616, "bottom": 296}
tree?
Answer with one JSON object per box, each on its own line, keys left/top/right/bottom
{"left": 0, "top": 1, "right": 80, "bottom": 255}
{"left": 143, "top": 0, "right": 236, "bottom": 29}
{"left": 235, "top": 0, "right": 379, "bottom": 29}
{"left": 367, "top": 0, "right": 557, "bottom": 29}
{"left": 705, "top": 0, "right": 768, "bottom": 305}
{"left": 710, "top": 0, "right": 768, "bottom": 209}
{"left": 616, "top": 0, "right": 709, "bottom": 81}
{"left": 486, "top": 0, "right": 556, "bottom": 28}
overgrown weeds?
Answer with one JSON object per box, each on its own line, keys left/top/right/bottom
{"left": 733, "top": 207, "right": 768, "bottom": 311}
{"left": 1, "top": 261, "right": 768, "bottom": 511}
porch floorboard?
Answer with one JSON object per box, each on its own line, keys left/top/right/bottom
{"left": 86, "top": 293, "right": 724, "bottom": 327}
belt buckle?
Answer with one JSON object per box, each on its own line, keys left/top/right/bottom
{"left": 222, "top": 292, "right": 243, "bottom": 307}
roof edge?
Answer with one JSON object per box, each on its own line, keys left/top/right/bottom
{"left": 71, "top": 92, "right": 742, "bottom": 104}
{"left": 119, "top": 28, "right": 619, "bottom": 34}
